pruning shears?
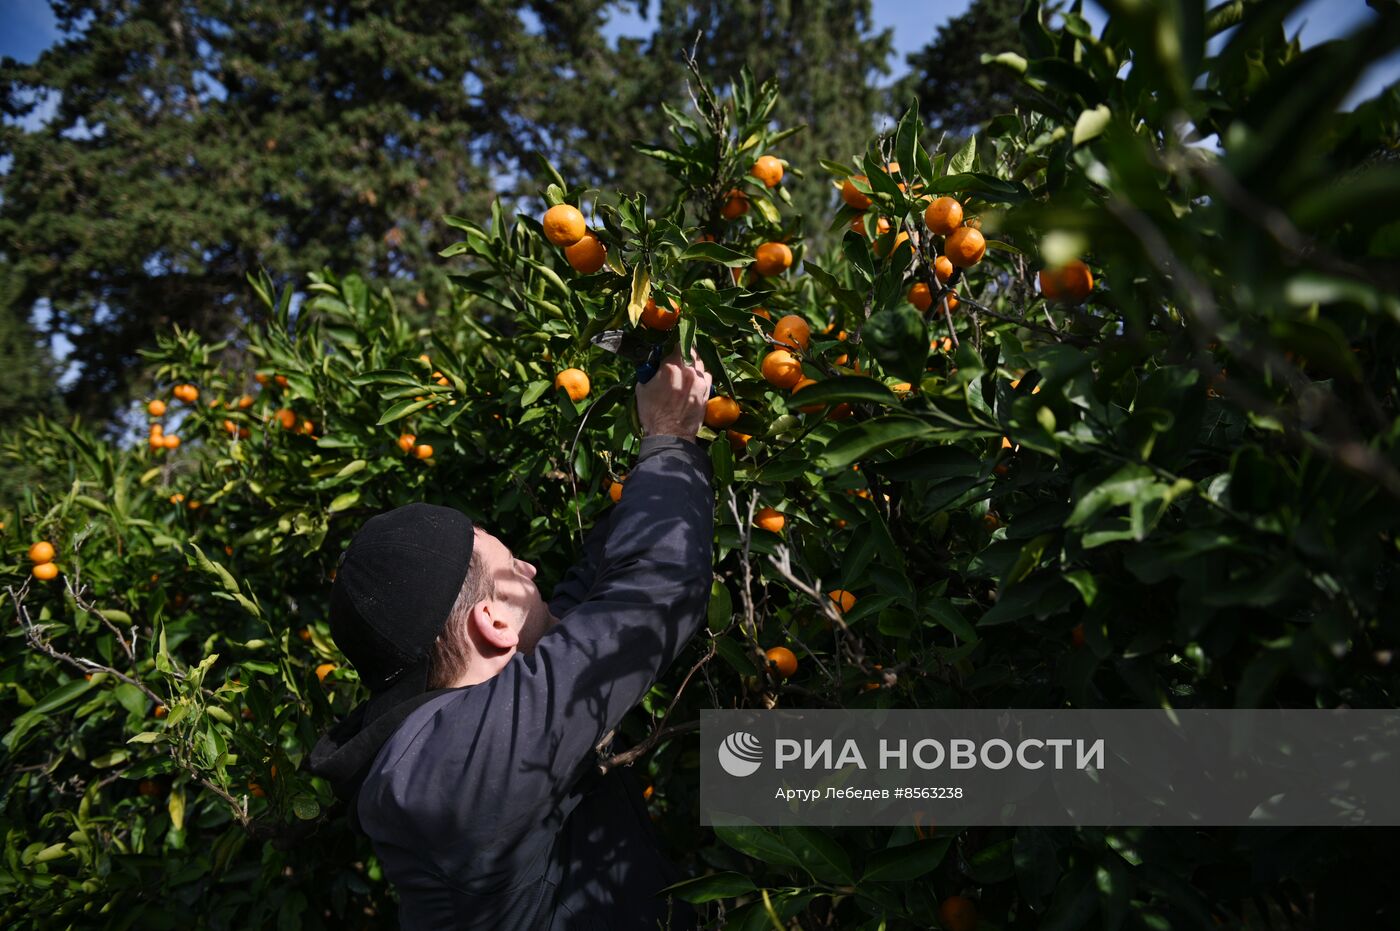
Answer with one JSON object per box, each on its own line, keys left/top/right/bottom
{"left": 589, "top": 329, "right": 718, "bottom": 397}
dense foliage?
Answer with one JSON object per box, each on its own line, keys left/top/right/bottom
{"left": 3, "top": 0, "right": 1399, "bottom": 928}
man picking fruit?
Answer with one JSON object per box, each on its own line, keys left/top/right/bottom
{"left": 310, "top": 346, "right": 715, "bottom": 930}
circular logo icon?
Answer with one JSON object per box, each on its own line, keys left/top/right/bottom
{"left": 718, "top": 731, "right": 764, "bottom": 777}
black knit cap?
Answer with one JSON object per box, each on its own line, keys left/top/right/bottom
{"left": 328, "top": 502, "right": 475, "bottom": 691}
{"left": 309, "top": 503, "right": 475, "bottom": 829}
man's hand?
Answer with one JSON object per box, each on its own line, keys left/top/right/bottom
{"left": 636, "top": 345, "right": 712, "bottom": 442}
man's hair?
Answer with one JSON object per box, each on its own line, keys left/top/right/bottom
{"left": 425, "top": 550, "right": 495, "bottom": 689}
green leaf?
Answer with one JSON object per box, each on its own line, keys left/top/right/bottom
{"left": 91, "top": 749, "right": 129, "bottom": 768}
{"left": 925, "top": 172, "right": 1030, "bottom": 203}
{"left": 871, "top": 446, "right": 980, "bottom": 481}
{"left": 1072, "top": 105, "right": 1111, "bottom": 146}
{"left": 863, "top": 305, "right": 928, "bottom": 382}
{"left": 662, "top": 872, "right": 756, "bottom": 904}
{"left": 779, "top": 826, "right": 855, "bottom": 884}
{"left": 291, "top": 796, "right": 321, "bottom": 821}
{"left": 949, "top": 134, "right": 978, "bottom": 175}
{"left": 862, "top": 838, "right": 952, "bottom": 883}
{"left": 818, "top": 417, "right": 937, "bottom": 470}
{"left": 328, "top": 490, "right": 361, "bottom": 513}
{"left": 707, "top": 580, "right": 733, "bottom": 633}
{"left": 376, "top": 398, "right": 432, "bottom": 425}
{"left": 331, "top": 459, "right": 366, "bottom": 481}
{"left": 678, "top": 242, "right": 753, "bottom": 267}
{"left": 520, "top": 380, "right": 552, "bottom": 407}
{"left": 714, "top": 824, "right": 804, "bottom": 869}
{"left": 627, "top": 262, "right": 651, "bottom": 327}
{"left": 924, "top": 599, "right": 978, "bottom": 642}
{"left": 982, "top": 50, "right": 1028, "bottom": 74}
{"left": 710, "top": 435, "right": 734, "bottom": 487}
{"left": 780, "top": 376, "right": 896, "bottom": 410}
{"left": 168, "top": 788, "right": 186, "bottom": 831}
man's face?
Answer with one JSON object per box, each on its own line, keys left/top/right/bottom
{"left": 472, "top": 528, "right": 556, "bottom": 653}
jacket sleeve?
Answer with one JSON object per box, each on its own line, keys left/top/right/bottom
{"left": 497, "top": 435, "right": 714, "bottom": 802}
{"left": 545, "top": 507, "right": 615, "bottom": 618}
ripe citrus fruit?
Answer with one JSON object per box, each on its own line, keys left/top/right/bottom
{"left": 908, "top": 282, "right": 933, "bottom": 312}
{"left": 934, "top": 255, "right": 954, "bottom": 282}
{"left": 826, "top": 403, "right": 853, "bottom": 420}
{"left": 147, "top": 399, "right": 166, "bottom": 417}
{"left": 137, "top": 779, "right": 162, "bottom": 797}
{"left": 772, "top": 314, "right": 811, "bottom": 351}
{"left": 938, "top": 895, "right": 978, "bottom": 931}
{"left": 923, "top": 196, "right": 964, "bottom": 235}
{"left": 32, "top": 562, "right": 59, "bottom": 581}
{"left": 413, "top": 444, "right": 433, "bottom": 459}
{"left": 542, "top": 203, "right": 586, "bottom": 247}
{"left": 564, "top": 231, "right": 607, "bottom": 274}
{"left": 609, "top": 480, "right": 624, "bottom": 503}
{"left": 841, "top": 175, "right": 872, "bottom": 210}
{"left": 944, "top": 227, "right": 986, "bottom": 267}
{"left": 760, "top": 349, "right": 803, "bottom": 389}
{"left": 275, "top": 375, "right": 289, "bottom": 388}
{"left": 792, "top": 377, "right": 823, "bottom": 414}
{"left": 754, "top": 242, "right": 793, "bottom": 277}
{"left": 315, "top": 663, "right": 336, "bottom": 684}
{"left": 754, "top": 506, "right": 785, "bottom": 533}
{"left": 942, "top": 290, "right": 960, "bottom": 313}
{"left": 753, "top": 307, "right": 771, "bottom": 320}
{"left": 704, "top": 396, "right": 741, "bottom": 428}
{"left": 555, "top": 368, "right": 590, "bottom": 401}
{"left": 727, "top": 430, "right": 751, "bottom": 453}
{"left": 1038, "top": 259, "right": 1094, "bottom": 303}
{"left": 1071, "top": 623, "right": 1086, "bottom": 648}
{"left": 765, "top": 646, "right": 798, "bottom": 678}
{"left": 27, "top": 541, "right": 54, "bottom": 563}
{"left": 751, "top": 155, "right": 784, "bottom": 187}
{"left": 828, "top": 590, "right": 856, "bottom": 613}
{"left": 397, "top": 433, "right": 415, "bottom": 453}
{"left": 276, "top": 408, "right": 296, "bottom": 430}
{"left": 162, "top": 434, "right": 181, "bottom": 449}
{"left": 237, "top": 394, "right": 254, "bottom": 409}
{"left": 721, "top": 188, "right": 750, "bottom": 220}
{"left": 641, "top": 297, "right": 680, "bottom": 331}
{"left": 982, "top": 512, "right": 1002, "bottom": 531}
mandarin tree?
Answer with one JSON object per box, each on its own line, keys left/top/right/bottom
{"left": 3, "top": 4, "right": 1400, "bottom": 929}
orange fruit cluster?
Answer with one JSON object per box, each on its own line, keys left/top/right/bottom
{"left": 28, "top": 541, "right": 59, "bottom": 581}
{"left": 541, "top": 203, "right": 606, "bottom": 273}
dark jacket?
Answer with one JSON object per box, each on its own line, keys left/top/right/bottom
{"left": 356, "top": 435, "right": 713, "bottom": 930}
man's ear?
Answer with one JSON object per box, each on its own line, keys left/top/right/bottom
{"left": 469, "top": 601, "right": 519, "bottom": 653}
